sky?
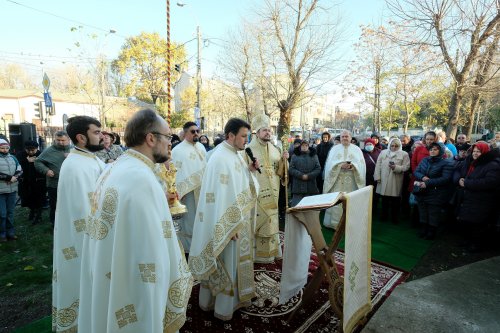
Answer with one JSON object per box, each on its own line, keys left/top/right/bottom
{"left": 0, "top": 0, "right": 388, "bottom": 88}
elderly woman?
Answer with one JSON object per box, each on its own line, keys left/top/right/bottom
{"left": 289, "top": 140, "right": 321, "bottom": 207}
{"left": 374, "top": 138, "right": 410, "bottom": 224}
{"left": 95, "top": 131, "right": 123, "bottom": 164}
{"left": 413, "top": 142, "right": 453, "bottom": 239}
{"left": 453, "top": 142, "right": 500, "bottom": 251}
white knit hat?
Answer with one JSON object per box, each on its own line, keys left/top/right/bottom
{"left": 0, "top": 139, "right": 10, "bottom": 147}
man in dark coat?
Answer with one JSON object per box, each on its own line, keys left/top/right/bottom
{"left": 16, "top": 140, "right": 46, "bottom": 224}
{"left": 315, "top": 132, "right": 333, "bottom": 192}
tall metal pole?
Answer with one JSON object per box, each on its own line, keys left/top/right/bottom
{"left": 196, "top": 25, "right": 201, "bottom": 123}
{"left": 166, "top": 0, "right": 172, "bottom": 125}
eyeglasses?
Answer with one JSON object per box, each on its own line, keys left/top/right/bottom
{"left": 151, "top": 132, "right": 173, "bottom": 141}
{"left": 190, "top": 129, "right": 200, "bottom": 134}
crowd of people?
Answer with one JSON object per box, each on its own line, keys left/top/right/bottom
{"left": 1, "top": 109, "right": 499, "bottom": 331}
{"left": 314, "top": 130, "right": 500, "bottom": 249}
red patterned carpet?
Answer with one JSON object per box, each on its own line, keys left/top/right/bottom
{"left": 181, "top": 250, "right": 408, "bottom": 332}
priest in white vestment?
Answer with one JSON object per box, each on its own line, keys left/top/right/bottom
{"left": 79, "top": 109, "right": 192, "bottom": 333}
{"left": 189, "top": 118, "right": 259, "bottom": 321}
{"left": 171, "top": 121, "right": 206, "bottom": 253}
{"left": 323, "top": 130, "right": 366, "bottom": 229}
{"left": 52, "top": 116, "right": 105, "bottom": 332}
{"left": 246, "top": 113, "right": 287, "bottom": 263}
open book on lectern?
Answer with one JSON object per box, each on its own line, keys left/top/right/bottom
{"left": 287, "top": 192, "right": 344, "bottom": 212}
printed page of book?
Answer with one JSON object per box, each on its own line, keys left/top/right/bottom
{"left": 289, "top": 192, "right": 342, "bottom": 211}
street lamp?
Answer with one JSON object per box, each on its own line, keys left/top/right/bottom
{"left": 176, "top": 2, "right": 202, "bottom": 129}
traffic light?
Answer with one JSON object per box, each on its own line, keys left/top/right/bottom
{"left": 174, "top": 64, "right": 181, "bottom": 72}
{"left": 33, "top": 101, "right": 43, "bottom": 120}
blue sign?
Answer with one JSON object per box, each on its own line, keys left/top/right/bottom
{"left": 43, "top": 92, "right": 52, "bottom": 108}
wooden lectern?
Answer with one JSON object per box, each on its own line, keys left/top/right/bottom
{"left": 285, "top": 192, "right": 346, "bottom": 324}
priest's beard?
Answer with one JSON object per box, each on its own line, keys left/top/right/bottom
{"left": 193, "top": 137, "right": 199, "bottom": 143}
{"left": 85, "top": 135, "right": 104, "bottom": 152}
{"left": 153, "top": 151, "right": 169, "bottom": 164}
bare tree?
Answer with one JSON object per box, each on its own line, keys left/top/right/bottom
{"left": 387, "top": 0, "right": 500, "bottom": 138}
{"left": 256, "top": 0, "right": 344, "bottom": 137}
{"left": 218, "top": 25, "right": 254, "bottom": 122}
{"left": 465, "top": 33, "right": 500, "bottom": 137}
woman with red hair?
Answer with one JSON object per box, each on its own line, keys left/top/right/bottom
{"left": 453, "top": 141, "right": 500, "bottom": 251}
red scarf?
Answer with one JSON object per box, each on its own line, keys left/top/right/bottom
{"left": 467, "top": 142, "right": 490, "bottom": 175}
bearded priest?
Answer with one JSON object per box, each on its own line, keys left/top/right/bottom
{"left": 189, "top": 118, "right": 260, "bottom": 321}
{"left": 171, "top": 121, "right": 206, "bottom": 254}
{"left": 323, "top": 129, "right": 366, "bottom": 229}
{"left": 52, "top": 116, "right": 105, "bottom": 332}
{"left": 246, "top": 113, "right": 287, "bottom": 263}
{"left": 79, "top": 109, "right": 192, "bottom": 333}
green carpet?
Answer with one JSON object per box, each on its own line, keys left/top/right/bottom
{"left": 13, "top": 316, "right": 51, "bottom": 333}
{"left": 322, "top": 212, "right": 432, "bottom": 272}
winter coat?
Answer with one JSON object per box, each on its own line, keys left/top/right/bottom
{"left": 34, "top": 144, "right": 70, "bottom": 189}
{"left": 452, "top": 149, "right": 500, "bottom": 223}
{"left": 289, "top": 147, "right": 321, "bottom": 195}
{"left": 413, "top": 146, "right": 453, "bottom": 205}
{"left": 316, "top": 141, "right": 333, "bottom": 170}
{"left": 0, "top": 153, "right": 22, "bottom": 194}
{"left": 16, "top": 150, "right": 46, "bottom": 207}
{"left": 362, "top": 148, "right": 381, "bottom": 187}
{"left": 374, "top": 149, "right": 410, "bottom": 197}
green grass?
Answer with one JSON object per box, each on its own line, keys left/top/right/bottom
{"left": 0, "top": 206, "right": 54, "bottom": 332}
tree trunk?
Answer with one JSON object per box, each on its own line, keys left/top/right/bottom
{"left": 465, "top": 94, "right": 481, "bottom": 138}
{"left": 276, "top": 104, "right": 291, "bottom": 139}
{"left": 445, "top": 86, "right": 464, "bottom": 139}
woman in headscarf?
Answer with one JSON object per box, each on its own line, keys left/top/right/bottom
{"left": 374, "top": 138, "right": 410, "bottom": 224}
{"left": 453, "top": 142, "right": 500, "bottom": 251}
{"left": 413, "top": 142, "right": 453, "bottom": 239}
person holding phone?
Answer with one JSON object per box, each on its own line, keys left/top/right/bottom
{"left": 323, "top": 130, "right": 366, "bottom": 229}
{"left": 374, "top": 138, "right": 410, "bottom": 224}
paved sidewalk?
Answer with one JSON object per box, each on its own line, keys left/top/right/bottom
{"left": 363, "top": 256, "right": 500, "bottom": 333}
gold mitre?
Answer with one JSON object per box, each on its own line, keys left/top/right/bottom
{"left": 251, "top": 113, "right": 270, "bottom": 132}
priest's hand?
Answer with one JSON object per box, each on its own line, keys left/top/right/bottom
{"left": 47, "top": 170, "right": 55, "bottom": 177}
{"left": 167, "top": 191, "right": 178, "bottom": 202}
{"left": 341, "top": 162, "right": 352, "bottom": 170}
{"left": 249, "top": 159, "right": 260, "bottom": 172}
{"left": 301, "top": 174, "right": 308, "bottom": 180}
{"left": 282, "top": 151, "right": 289, "bottom": 160}
{"left": 231, "top": 232, "right": 240, "bottom": 241}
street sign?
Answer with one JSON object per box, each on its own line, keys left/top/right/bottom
{"left": 43, "top": 92, "right": 52, "bottom": 108}
{"left": 42, "top": 73, "right": 50, "bottom": 91}
{"left": 194, "top": 107, "right": 200, "bottom": 126}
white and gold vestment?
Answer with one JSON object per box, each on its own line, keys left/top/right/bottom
{"left": 189, "top": 141, "right": 259, "bottom": 321}
{"left": 52, "top": 148, "right": 104, "bottom": 332}
{"left": 246, "top": 137, "right": 283, "bottom": 263}
{"left": 171, "top": 140, "right": 206, "bottom": 252}
{"left": 78, "top": 149, "right": 192, "bottom": 333}
{"left": 323, "top": 143, "right": 366, "bottom": 229}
